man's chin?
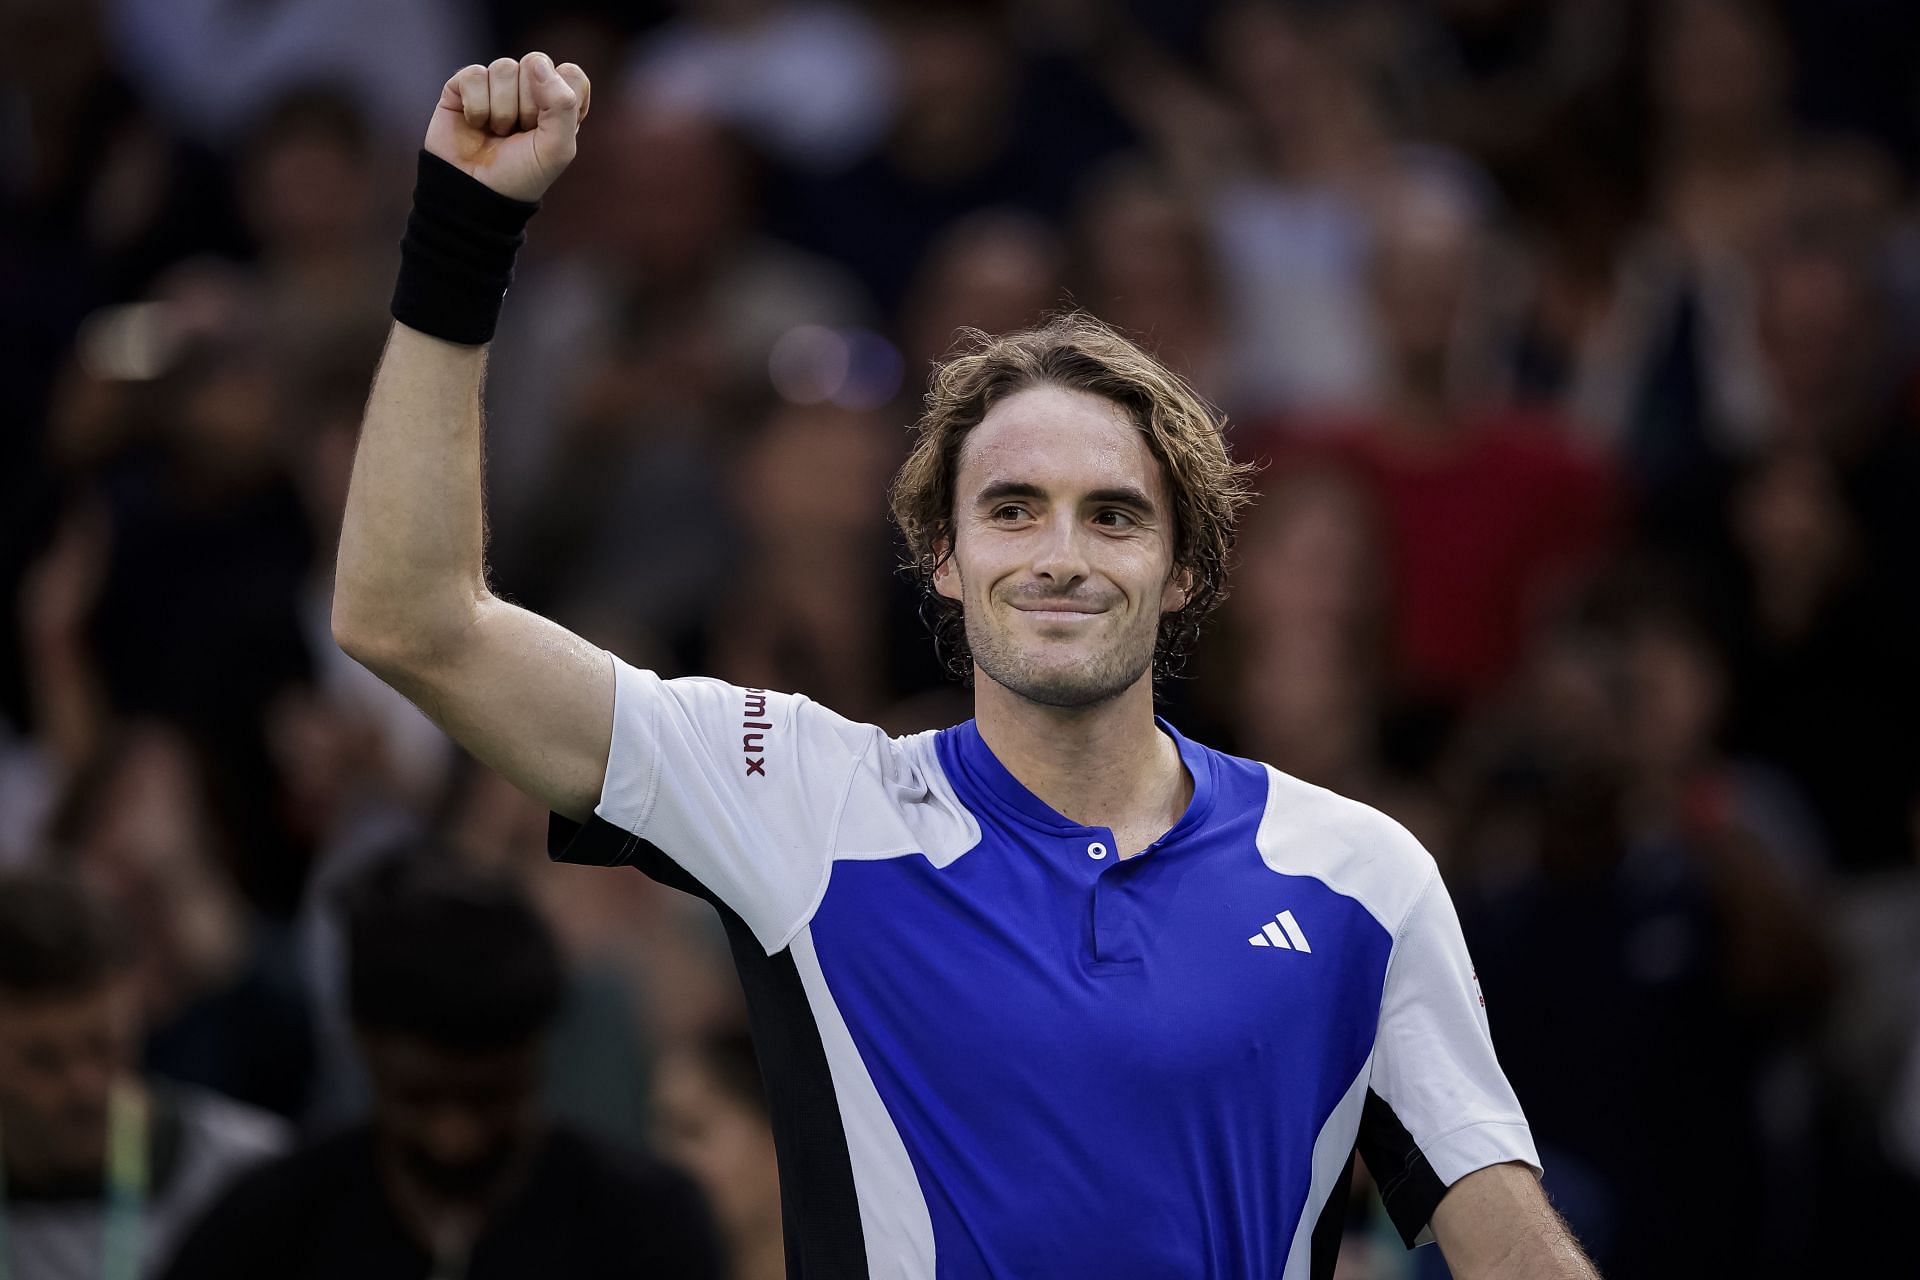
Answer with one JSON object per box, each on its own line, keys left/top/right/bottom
{"left": 980, "top": 653, "right": 1145, "bottom": 709}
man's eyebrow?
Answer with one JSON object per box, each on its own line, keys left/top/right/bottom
{"left": 974, "top": 481, "right": 1048, "bottom": 506}
{"left": 1084, "top": 486, "right": 1158, "bottom": 513}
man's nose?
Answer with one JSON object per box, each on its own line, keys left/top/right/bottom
{"left": 1030, "top": 516, "right": 1090, "bottom": 585}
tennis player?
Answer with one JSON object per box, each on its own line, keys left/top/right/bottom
{"left": 333, "top": 52, "right": 1601, "bottom": 1280}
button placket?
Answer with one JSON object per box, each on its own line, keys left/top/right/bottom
{"left": 1083, "top": 827, "right": 1139, "bottom": 966}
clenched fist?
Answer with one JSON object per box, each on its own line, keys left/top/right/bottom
{"left": 426, "top": 53, "right": 591, "bottom": 204}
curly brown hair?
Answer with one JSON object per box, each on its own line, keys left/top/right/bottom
{"left": 890, "top": 312, "right": 1259, "bottom": 682}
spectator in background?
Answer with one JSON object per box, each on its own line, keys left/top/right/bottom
{"left": 1189, "top": 0, "right": 1400, "bottom": 416}
{"left": 1071, "top": 159, "right": 1231, "bottom": 403}
{"left": 45, "top": 723, "right": 316, "bottom": 1122}
{"left": 100, "top": 0, "right": 479, "bottom": 148}
{"left": 1280, "top": 169, "right": 1619, "bottom": 709}
{"left": 163, "top": 855, "right": 722, "bottom": 1279}
{"left": 47, "top": 329, "right": 317, "bottom": 914}
{"left": 1603, "top": 0, "right": 1798, "bottom": 497}
{"left": 236, "top": 89, "right": 398, "bottom": 353}
{"left": 624, "top": 0, "right": 897, "bottom": 174}
{"left": 1452, "top": 594, "right": 1835, "bottom": 1278}
{"left": 1197, "top": 463, "right": 1390, "bottom": 803}
{"left": 654, "top": 1027, "right": 784, "bottom": 1280}
{"left": 1404, "top": 0, "right": 1635, "bottom": 186}
{"left": 0, "top": 869, "right": 288, "bottom": 1280}
{"left": 776, "top": 1, "right": 1133, "bottom": 313}
{"left": 899, "top": 208, "right": 1065, "bottom": 377}
{"left": 484, "top": 99, "right": 872, "bottom": 650}
{"left": 1713, "top": 221, "right": 1920, "bottom": 873}
{"left": 1752, "top": 215, "right": 1920, "bottom": 591}
{"left": 702, "top": 400, "right": 925, "bottom": 725}
{"left": 443, "top": 769, "right": 743, "bottom": 1059}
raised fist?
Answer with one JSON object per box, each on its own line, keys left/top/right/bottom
{"left": 425, "top": 53, "right": 591, "bottom": 203}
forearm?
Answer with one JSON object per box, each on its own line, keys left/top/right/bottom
{"left": 331, "top": 323, "right": 491, "bottom": 664}
{"left": 1459, "top": 1227, "right": 1602, "bottom": 1280}
{"left": 1433, "top": 1162, "right": 1601, "bottom": 1279}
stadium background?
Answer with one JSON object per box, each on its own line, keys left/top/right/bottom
{"left": 3, "top": 0, "right": 1919, "bottom": 1275}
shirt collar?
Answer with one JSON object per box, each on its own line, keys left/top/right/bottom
{"left": 937, "top": 716, "right": 1217, "bottom": 843}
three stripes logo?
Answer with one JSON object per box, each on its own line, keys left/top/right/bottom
{"left": 1248, "top": 910, "right": 1312, "bottom": 953}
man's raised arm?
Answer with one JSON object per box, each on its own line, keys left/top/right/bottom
{"left": 331, "top": 54, "right": 611, "bottom": 822}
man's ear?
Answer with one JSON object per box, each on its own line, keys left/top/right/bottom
{"left": 1162, "top": 565, "right": 1193, "bottom": 614}
{"left": 932, "top": 540, "right": 962, "bottom": 602}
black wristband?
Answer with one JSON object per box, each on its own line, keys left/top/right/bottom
{"left": 391, "top": 150, "right": 540, "bottom": 345}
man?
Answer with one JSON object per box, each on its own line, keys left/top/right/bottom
{"left": 0, "top": 870, "right": 288, "bottom": 1280}
{"left": 161, "top": 852, "right": 722, "bottom": 1278}
{"left": 331, "top": 52, "right": 1601, "bottom": 1278}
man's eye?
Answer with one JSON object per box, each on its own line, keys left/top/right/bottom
{"left": 992, "top": 505, "right": 1030, "bottom": 521}
{"left": 1094, "top": 509, "right": 1138, "bottom": 528}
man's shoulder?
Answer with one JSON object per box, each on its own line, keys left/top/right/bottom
{"left": 1204, "top": 748, "right": 1436, "bottom": 937}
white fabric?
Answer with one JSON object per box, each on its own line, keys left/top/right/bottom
{"left": 1253, "top": 766, "right": 1433, "bottom": 935}
{"left": 790, "top": 927, "right": 938, "bottom": 1278}
{"left": 1373, "top": 870, "right": 1542, "bottom": 1243}
{"left": 1282, "top": 1056, "right": 1374, "bottom": 1280}
{"left": 594, "top": 655, "right": 977, "bottom": 951}
{"left": 1255, "top": 767, "right": 1539, "bottom": 1246}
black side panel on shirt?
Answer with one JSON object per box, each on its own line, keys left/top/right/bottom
{"left": 549, "top": 814, "right": 871, "bottom": 1278}
{"left": 1357, "top": 1088, "right": 1449, "bottom": 1248}
{"left": 1309, "top": 1147, "right": 1357, "bottom": 1280}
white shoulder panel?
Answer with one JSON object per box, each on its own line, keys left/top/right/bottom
{"left": 596, "top": 655, "right": 982, "bottom": 953}
{"left": 1253, "top": 766, "right": 1437, "bottom": 937}
{"left": 830, "top": 730, "right": 981, "bottom": 868}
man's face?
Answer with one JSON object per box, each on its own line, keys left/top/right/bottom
{"left": 936, "top": 384, "right": 1187, "bottom": 708}
{"left": 0, "top": 981, "right": 140, "bottom": 1179}
{"left": 360, "top": 1032, "right": 543, "bottom": 1204}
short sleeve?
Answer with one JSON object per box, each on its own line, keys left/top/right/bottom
{"left": 1358, "top": 867, "right": 1541, "bottom": 1248}
{"left": 552, "top": 654, "right": 885, "bottom": 951}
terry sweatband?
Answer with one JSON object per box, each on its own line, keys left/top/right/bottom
{"left": 390, "top": 150, "right": 540, "bottom": 345}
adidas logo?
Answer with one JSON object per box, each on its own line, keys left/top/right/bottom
{"left": 1248, "top": 910, "right": 1312, "bottom": 953}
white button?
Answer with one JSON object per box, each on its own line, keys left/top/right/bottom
{"left": 1087, "top": 841, "right": 1108, "bottom": 860}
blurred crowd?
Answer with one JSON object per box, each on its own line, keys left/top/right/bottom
{"left": 3, "top": 0, "right": 1919, "bottom": 1276}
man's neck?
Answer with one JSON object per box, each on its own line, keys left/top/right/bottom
{"left": 972, "top": 673, "right": 1191, "bottom": 856}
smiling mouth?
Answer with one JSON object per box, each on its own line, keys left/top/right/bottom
{"left": 1012, "top": 605, "right": 1104, "bottom": 621}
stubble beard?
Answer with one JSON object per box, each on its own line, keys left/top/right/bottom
{"left": 964, "top": 600, "right": 1158, "bottom": 709}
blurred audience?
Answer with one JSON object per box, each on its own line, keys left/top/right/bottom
{"left": 624, "top": 0, "right": 896, "bottom": 173}
{"left": 654, "top": 1027, "right": 785, "bottom": 1280}
{"left": 101, "top": 0, "right": 480, "bottom": 148}
{"left": 45, "top": 724, "right": 316, "bottom": 1121}
{"left": 161, "top": 855, "right": 723, "bottom": 1279}
{"left": 0, "top": 869, "right": 288, "bottom": 1279}
{"left": 1272, "top": 169, "right": 1620, "bottom": 708}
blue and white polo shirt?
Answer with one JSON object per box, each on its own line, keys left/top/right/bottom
{"left": 550, "top": 656, "right": 1540, "bottom": 1279}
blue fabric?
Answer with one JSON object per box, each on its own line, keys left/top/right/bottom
{"left": 807, "top": 720, "right": 1395, "bottom": 1277}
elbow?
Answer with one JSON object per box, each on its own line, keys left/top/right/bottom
{"left": 329, "top": 594, "right": 459, "bottom": 678}
{"left": 329, "top": 605, "right": 408, "bottom": 674}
